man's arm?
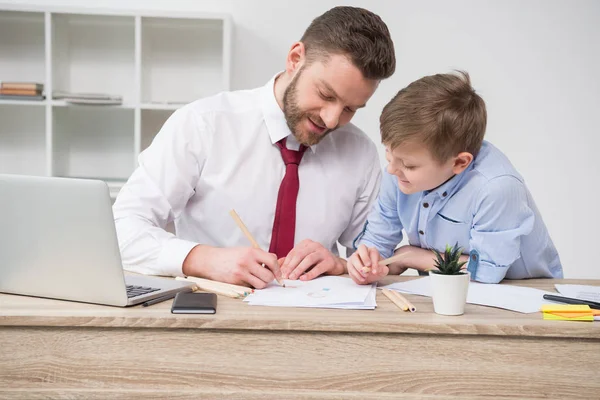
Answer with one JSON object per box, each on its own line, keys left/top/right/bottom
{"left": 113, "top": 108, "right": 281, "bottom": 287}
{"left": 113, "top": 108, "right": 206, "bottom": 277}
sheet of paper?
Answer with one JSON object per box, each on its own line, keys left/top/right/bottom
{"left": 244, "top": 276, "right": 376, "bottom": 309}
{"left": 302, "top": 284, "right": 377, "bottom": 309}
{"left": 555, "top": 284, "right": 600, "bottom": 302}
{"left": 384, "top": 277, "right": 555, "bottom": 313}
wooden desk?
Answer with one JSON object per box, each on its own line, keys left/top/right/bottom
{"left": 1, "top": 277, "right": 599, "bottom": 399}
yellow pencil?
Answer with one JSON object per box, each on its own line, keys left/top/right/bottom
{"left": 391, "top": 290, "right": 416, "bottom": 312}
{"left": 229, "top": 209, "right": 285, "bottom": 287}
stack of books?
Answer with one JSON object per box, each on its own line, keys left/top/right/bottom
{"left": 53, "top": 90, "right": 122, "bottom": 105}
{"left": 0, "top": 82, "right": 44, "bottom": 101}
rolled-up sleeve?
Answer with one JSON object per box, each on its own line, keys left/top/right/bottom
{"left": 355, "top": 170, "right": 404, "bottom": 259}
{"left": 113, "top": 108, "right": 207, "bottom": 277}
{"left": 468, "top": 176, "right": 535, "bottom": 283}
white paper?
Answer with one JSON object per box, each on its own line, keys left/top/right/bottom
{"left": 384, "top": 277, "right": 555, "bottom": 313}
{"left": 555, "top": 284, "right": 600, "bottom": 302}
{"left": 244, "top": 276, "right": 376, "bottom": 309}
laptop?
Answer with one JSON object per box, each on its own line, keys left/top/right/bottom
{"left": 0, "top": 174, "right": 195, "bottom": 307}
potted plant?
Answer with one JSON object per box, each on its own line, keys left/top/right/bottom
{"left": 429, "top": 243, "right": 470, "bottom": 316}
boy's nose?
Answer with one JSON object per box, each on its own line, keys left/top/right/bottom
{"left": 387, "top": 163, "right": 404, "bottom": 179}
{"left": 386, "top": 163, "right": 396, "bottom": 175}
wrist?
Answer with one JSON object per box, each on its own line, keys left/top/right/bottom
{"left": 182, "top": 244, "right": 214, "bottom": 278}
{"left": 392, "top": 246, "right": 411, "bottom": 269}
{"left": 325, "top": 256, "right": 347, "bottom": 275}
{"left": 337, "top": 257, "right": 348, "bottom": 275}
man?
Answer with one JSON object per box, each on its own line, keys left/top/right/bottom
{"left": 113, "top": 6, "right": 396, "bottom": 288}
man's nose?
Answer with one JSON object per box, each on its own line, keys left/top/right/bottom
{"left": 320, "top": 105, "right": 343, "bottom": 130}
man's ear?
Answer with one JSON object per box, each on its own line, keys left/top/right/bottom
{"left": 452, "top": 152, "right": 474, "bottom": 174}
{"left": 285, "top": 42, "right": 305, "bottom": 75}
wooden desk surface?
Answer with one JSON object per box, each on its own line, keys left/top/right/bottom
{"left": 0, "top": 277, "right": 598, "bottom": 339}
{"left": 1, "top": 277, "right": 599, "bottom": 399}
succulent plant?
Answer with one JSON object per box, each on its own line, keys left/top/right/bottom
{"left": 431, "top": 243, "right": 467, "bottom": 275}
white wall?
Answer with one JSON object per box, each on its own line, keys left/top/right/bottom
{"left": 5, "top": 0, "right": 599, "bottom": 278}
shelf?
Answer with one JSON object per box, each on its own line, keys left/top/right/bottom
{"left": 52, "top": 13, "right": 135, "bottom": 104}
{"left": 140, "top": 103, "right": 185, "bottom": 111}
{"left": 0, "top": 5, "right": 231, "bottom": 183}
{"left": 50, "top": 99, "right": 135, "bottom": 109}
{"left": 0, "top": 99, "right": 47, "bottom": 106}
{"left": 0, "top": 105, "right": 46, "bottom": 176}
{"left": 0, "top": 10, "right": 45, "bottom": 85}
{"left": 141, "top": 17, "right": 225, "bottom": 103}
{"left": 52, "top": 107, "right": 134, "bottom": 180}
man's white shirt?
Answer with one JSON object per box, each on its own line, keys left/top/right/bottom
{"left": 113, "top": 75, "right": 382, "bottom": 276}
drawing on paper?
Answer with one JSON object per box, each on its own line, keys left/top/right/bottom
{"left": 307, "top": 288, "right": 331, "bottom": 298}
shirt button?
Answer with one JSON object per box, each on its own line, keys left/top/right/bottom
{"left": 419, "top": 230, "right": 424, "bottom": 235}
{"left": 423, "top": 202, "right": 429, "bottom": 208}
{"left": 442, "top": 191, "right": 447, "bottom": 197}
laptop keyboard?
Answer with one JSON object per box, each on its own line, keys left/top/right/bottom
{"left": 126, "top": 285, "right": 161, "bottom": 298}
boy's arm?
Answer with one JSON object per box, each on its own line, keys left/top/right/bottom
{"left": 467, "top": 176, "right": 535, "bottom": 283}
{"left": 386, "top": 245, "right": 469, "bottom": 274}
{"left": 354, "top": 169, "right": 404, "bottom": 259}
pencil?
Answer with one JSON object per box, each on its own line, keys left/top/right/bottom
{"left": 180, "top": 276, "right": 254, "bottom": 295}
{"left": 229, "top": 209, "right": 261, "bottom": 248}
{"left": 382, "top": 288, "right": 408, "bottom": 311}
{"left": 175, "top": 277, "right": 245, "bottom": 299}
{"left": 392, "top": 290, "right": 416, "bottom": 312}
{"left": 361, "top": 252, "right": 407, "bottom": 273}
{"left": 229, "top": 209, "right": 285, "bottom": 287}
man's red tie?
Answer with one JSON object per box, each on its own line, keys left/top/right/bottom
{"left": 269, "top": 138, "right": 307, "bottom": 258}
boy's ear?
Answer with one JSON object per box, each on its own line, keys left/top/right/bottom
{"left": 286, "top": 42, "right": 306, "bottom": 75}
{"left": 452, "top": 152, "right": 474, "bottom": 174}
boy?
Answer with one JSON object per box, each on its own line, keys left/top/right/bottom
{"left": 348, "top": 71, "right": 562, "bottom": 284}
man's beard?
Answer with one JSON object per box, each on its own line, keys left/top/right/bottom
{"left": 283, "top": 69, "right": 336, "bottom": 146}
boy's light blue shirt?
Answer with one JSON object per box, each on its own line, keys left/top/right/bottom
{"left": 355, "top": 141, "right": 563, "bottom": 283}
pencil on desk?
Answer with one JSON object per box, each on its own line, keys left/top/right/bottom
{"left": 175, "top": 277, "right": 246, "bottom": 299}
{"left": 229, "top": 209, "right": 285, "bottom": 287}
{"left": 179, "top": 276, "right": 253, "bottom": 296}
{"left": 392, "top": 290, "right": 416, "bottom": 312}
{"left": 361, "top": 252, "right": 407, "bottom": 273}
{"left": 382, "top": 289, "right": 408, "bottom": 311}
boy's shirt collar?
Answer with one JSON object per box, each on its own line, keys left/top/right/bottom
{"left": 424, "top": 159, "right": 476, "bottom": 200}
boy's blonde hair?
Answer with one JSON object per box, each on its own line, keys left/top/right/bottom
{"left": 380, "top": 71, "right": 487, "bottom": 163}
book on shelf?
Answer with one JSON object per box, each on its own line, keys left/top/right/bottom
{"left": 0, "top": 94, "right": 45, "bottom": 101}
{"left": 0, "top": 89, "right": 43, "bottom": 96}
{"left": 0, "top": 82, "right": 44, "bottom": 91}
{"left": 53, "top": 90, "right": 123, "bottom": 105}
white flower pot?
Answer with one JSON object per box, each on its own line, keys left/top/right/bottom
{"left": 429, "top": 271, "right": 470, "bottom": 316}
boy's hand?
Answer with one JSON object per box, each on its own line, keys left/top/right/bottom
{"left": 347, "top": 244, "right": 389, "bottom": 285}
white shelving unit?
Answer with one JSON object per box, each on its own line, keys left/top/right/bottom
{"left": 0, "top": 5, "right": 232, "bottom": 198}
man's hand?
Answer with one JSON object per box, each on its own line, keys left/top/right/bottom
{"left": 280, "top": 239, "right": 345, "bottom": 281}
{"left": 347, "top": 244, "right": 389, "bottom": 284}
{"left": 182, "top": 245, "right": 282, "bottom": 289}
